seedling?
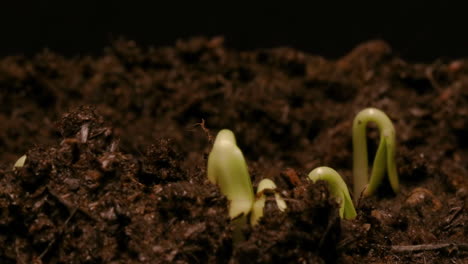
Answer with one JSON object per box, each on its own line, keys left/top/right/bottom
{"left": 207, "top": 129, "right": 254, "bottom": 220}
{"left": 352, "top": 108, "right": 399, "bottom": 201}
{"left": 13, "top": 155, "right": 27, "bottom": 169}
{"left": 308, "top": 166, "right": 357, "bottom": 220}
{"left": 250, "top": 178, "right": 287, "bottom": 226}
{"left": 207, "top": 129, "right": 255, "bottom": 243}
{"left": 207, "top": 130, "right": 289, "bottom": 243}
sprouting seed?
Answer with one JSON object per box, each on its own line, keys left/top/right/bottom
{"left": 13, "top": 155, "right": 27, "bottom": 169}
{"left": 250, "top": 178, "right": 287, "bottom": 226}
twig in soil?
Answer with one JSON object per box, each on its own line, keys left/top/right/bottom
{"left": 391, "top": 243, "right": 468, "bottom": 253}
{"left": 337, "top": 237, "right": 359, "bottom": 251}
{"left": 442, "top": 206, "right": 463, "bottom": 230}
{"left": 36, "top": 208, "right": 78, "bottom": 261}
{"left": 191, "top": 119, "right": 213, "bottom": 143}
{"left": 79, "top": 123, "right": 90, "bottom": 143}
{"left": 109, "top": 139, "right": 120, "bottom": 152}
{"left": 352, "top": 108, "right": 399, "bottom": 201}
{"left": 318, "top": 215, "right": 339, "bottom": 249}
{"left": 46, "top": 186, "right": 98, "bottom": 221}
{"left": 308, "top": 167, "right": 356, "bottom": 220}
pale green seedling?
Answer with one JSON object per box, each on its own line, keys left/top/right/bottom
{"left": 250, "top": 178, "right": 287, "bottom": 226}
{"left": 308, "top": 166, "right": 357, "bottom": 219}
{"left": 352, "top": 108, "right": 399, "bottom": 201}
{"left": 207, "top": 129, "right": 255, "bottom": 243}
{"left": 207, "top": 129, "right": 254, "bottom": 219}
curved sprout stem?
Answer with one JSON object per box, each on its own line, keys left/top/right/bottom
{"left": 308, "top": 166, "right": 357, "bottom": 220}
{"left": 352, "top": 108, "right": 399, "bottom": 201}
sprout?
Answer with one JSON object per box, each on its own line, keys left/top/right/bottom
{"left": 207, "top": 129, "right": 254, "bottom": 220}
{"left": 308, "top": 166, "right": 357, "bottom": 219}
{"left": 352, "top": 108, "right": 399, "bottom": 201}
{"left": 13, "top": 155, "right": 27, "bottom": 169}
{"left": 250, "top": 178, "right": 287, "bottom": 226}
{"left": 207, "top": 129, "right": 255, "bottom": 243}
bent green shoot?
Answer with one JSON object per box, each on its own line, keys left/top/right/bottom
{"left": 352, "top": 108, "right": 399, "bottom": 201}
{"left": 207, "top": 129, "right": 254, "bottom": 220}
{"left": 250, "top": 178, "right": 287, "bottom": 226}
{"left": 308, "top": 166, "right": 357, "bottom": 219}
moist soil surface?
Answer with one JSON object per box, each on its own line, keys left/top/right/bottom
{"left": 1, "top": 37, "right": 467, "bottom": 263}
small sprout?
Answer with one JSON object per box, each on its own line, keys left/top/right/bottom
{"left": 352, "top": 108, "right": 399, "bottom": 201}
{"left": 207, "top": 129, "right": 254, "bottom": 220}
{"left": 250, "top": 178, "right": 287, "bottom": 226}
{"left": 308, "top": 167, "right": 357, "bottom": 219}
{"left": 13, "top": 155, "right": 27, "bottom": 169}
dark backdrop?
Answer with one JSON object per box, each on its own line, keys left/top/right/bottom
{"left": 0, "top": 2, "right": 466, "bottom": 62}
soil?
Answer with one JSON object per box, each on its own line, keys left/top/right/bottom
{"left": 1, "top": 37, "right": 467, "bottom": 263}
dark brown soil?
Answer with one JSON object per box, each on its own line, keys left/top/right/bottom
{"left": 1, "top": 37, "right": 467, "bottom": 263}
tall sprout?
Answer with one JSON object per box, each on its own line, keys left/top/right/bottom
{"left": 207, "top": 129, "right": 254, "bottom": 242}
{"left": 352, "top": 108, "right": 399, "bottom": 201}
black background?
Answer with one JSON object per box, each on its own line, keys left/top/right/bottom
{"left": 0, "top": 2, "right": 466, "bottom": 62}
